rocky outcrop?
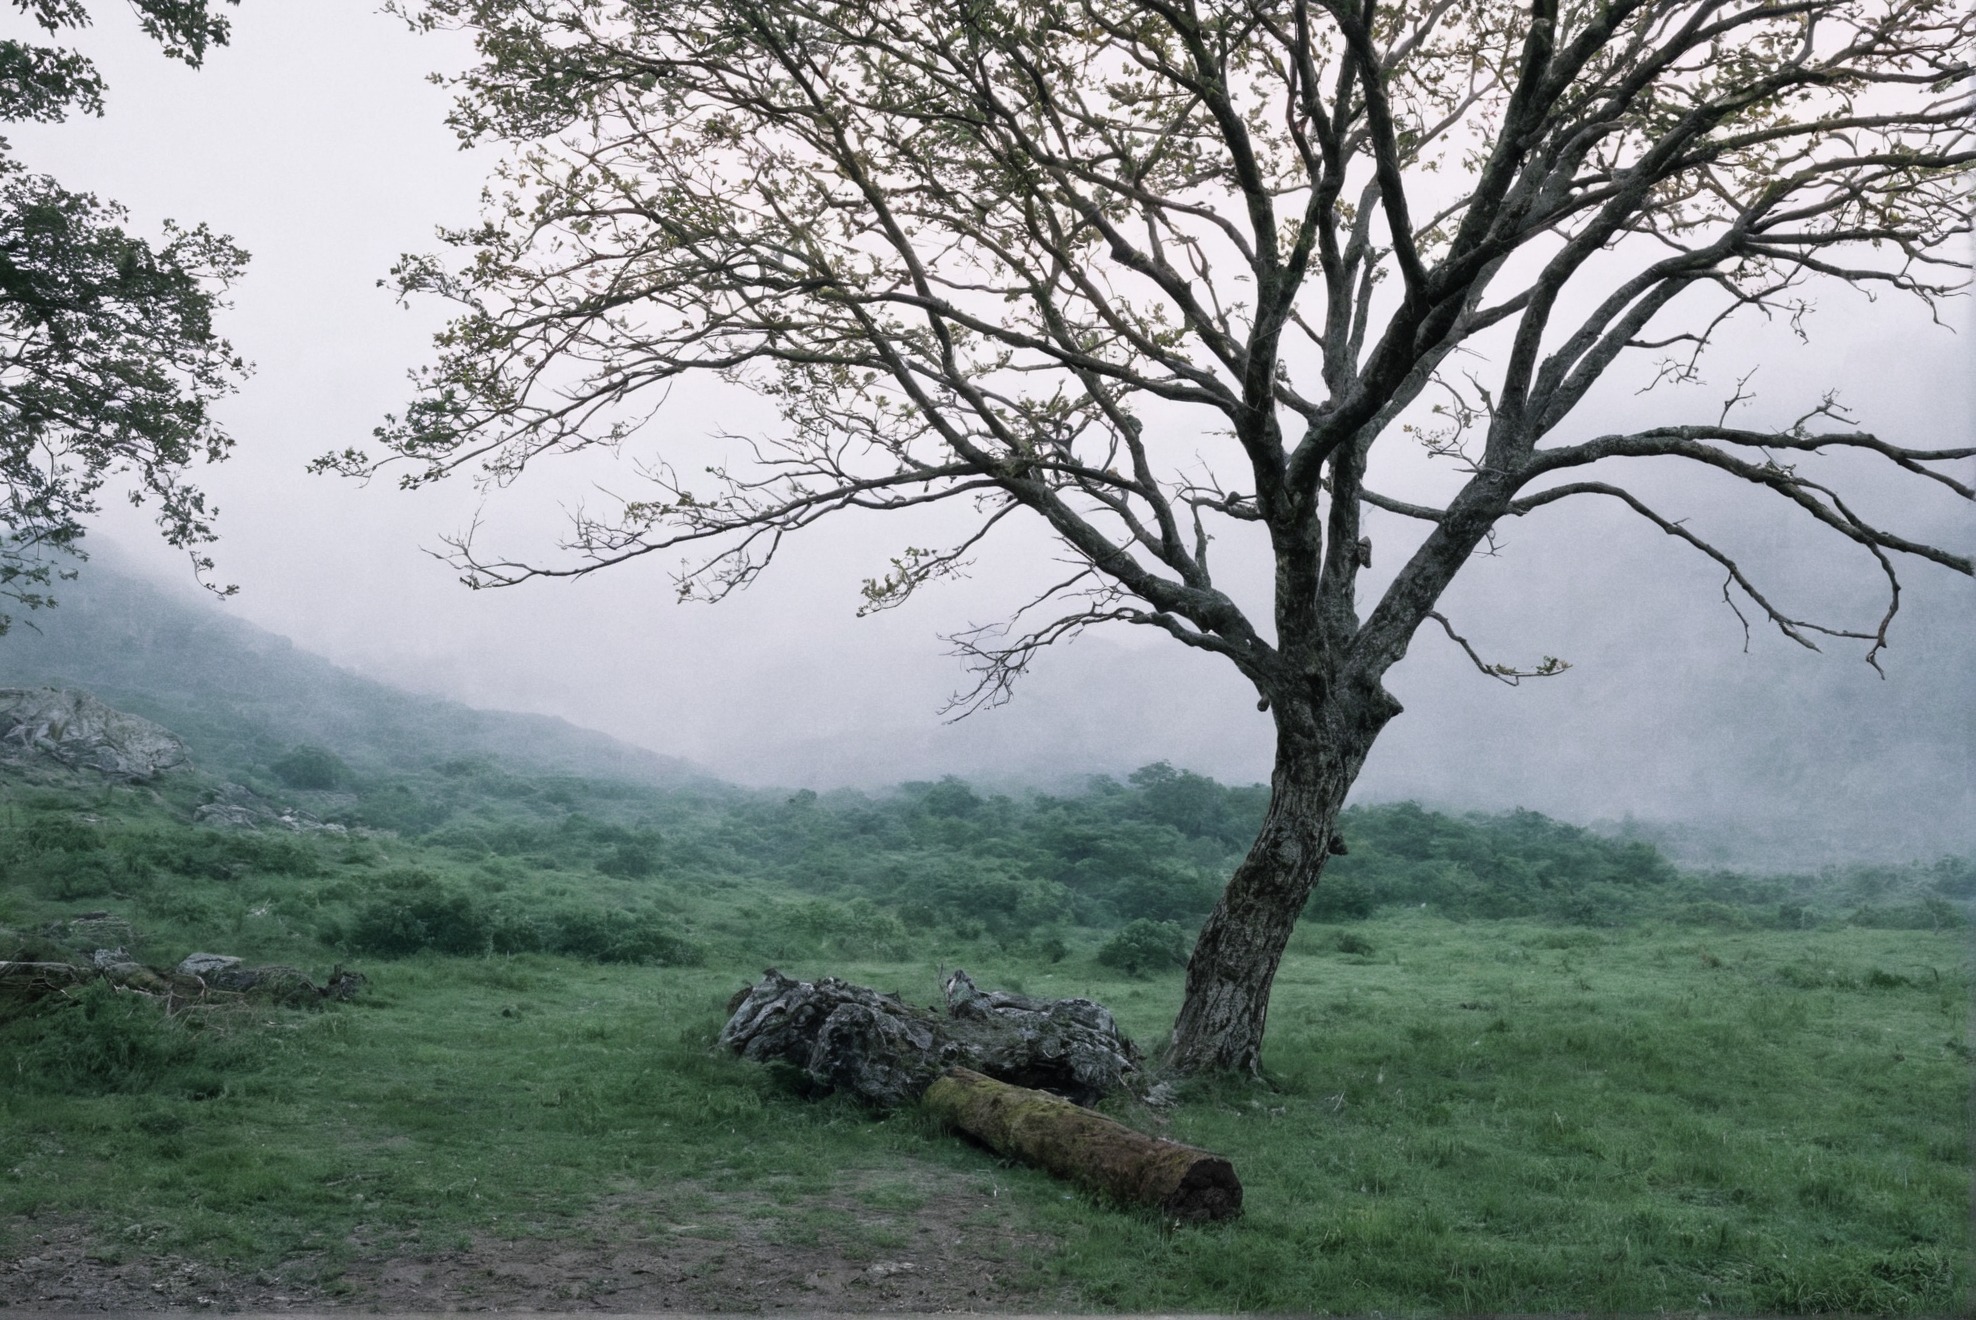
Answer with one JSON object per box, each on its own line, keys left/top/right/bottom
{"left": 719, "top": 968, "right": 1140, "bottom": 1108}
{"left": 193, "top": 782, "right": 347, "bottom": 834}
{"left": 0, "top": 687, "right": 189, "bottom": 780}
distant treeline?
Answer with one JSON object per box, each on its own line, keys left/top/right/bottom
{"left": 4, "top": 756, "right": 1966, "bottom": 978}
{"left": 279, "top": 753, "right": 1974, "bottom": 937}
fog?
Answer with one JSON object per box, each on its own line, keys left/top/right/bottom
{"left": 10, "top": 3, "right": 1971, "bottom": 867}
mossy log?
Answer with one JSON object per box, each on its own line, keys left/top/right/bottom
{"left": 0, "top": 957, "right": 362, "bottom": 1008}
{"left": 0, "top": 960, "right": 92, "bottom": 1001}
{"left": 923, "top": 1066, "right": 1242, "bottom": 1222}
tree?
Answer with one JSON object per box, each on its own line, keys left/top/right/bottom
{"left": 0, "top": 0, "right": 249, "bottom": 628}
{"left": 341, "top": 0, "right": 1973, "bottom": 1074}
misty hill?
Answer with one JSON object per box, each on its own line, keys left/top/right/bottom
{"left": 0, "top": 562, "right": 711, "bottom": 789}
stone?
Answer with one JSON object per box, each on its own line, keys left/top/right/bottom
{"left": 192, "top": 802, "right": 263, "bottom": 830}
{"left": 194, "top": 783, "right": 342, "bottom": 833}
{"left": 0, "top": 688, "right": 189, "bottom": 780}
{"left": 176, "top": 953, "right": 244, "bottom": 978}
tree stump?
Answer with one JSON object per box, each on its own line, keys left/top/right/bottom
{"left": 718, "top": 968, "right": 1140, "bottom": 1107}
{"left": 923, "top": 1066, "right": 1242, "bottom": 1222}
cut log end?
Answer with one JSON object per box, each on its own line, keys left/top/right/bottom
{"left": 1164, "top": 1154, "right": 1243, "bottom": 1222}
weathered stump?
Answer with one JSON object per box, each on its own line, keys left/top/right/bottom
{"left": 718, "top": 968, "right": 1139, "bottom": 1107}
{"left": 924, "top": 1066, "right": 1242, "bottom": 1222}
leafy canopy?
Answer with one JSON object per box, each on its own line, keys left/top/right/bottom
{"left": 0, "top": 0, "right": 248, "bottom": 629}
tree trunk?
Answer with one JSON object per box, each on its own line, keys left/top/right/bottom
{"left": 923, "top": 1066, "right": 1242, "bottom": 1222}
{"left": 1166, "top": 691, "right": 1390, "bottom": 1076}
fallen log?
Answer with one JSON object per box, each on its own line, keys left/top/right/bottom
{"left": 719, "top": 968, "right": 1139, "bottom": 1107}
{"left": 0, "top": 960, "right": 92, "bottom": 1001}
{"left": 0, "top": 955, "right": 363, "bottom": 1010}
{"left": 923, "top": 1066, "right": 1242, "bottom": 1222}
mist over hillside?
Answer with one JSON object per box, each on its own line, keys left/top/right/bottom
{"left": 2, "top": 542, "right": 1968, "bottom": 873}
{"left": 0, "top": 561, "right": 710, "bottom": 790}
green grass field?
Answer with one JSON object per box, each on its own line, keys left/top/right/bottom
{"left": 4, "top": 917, "right": 1966, "bottom": 1313}
{"left": 2, "top": 765, "right": 1969, "bottom": 1313}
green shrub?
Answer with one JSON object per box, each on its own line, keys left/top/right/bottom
{"left": 596, "top": 839, "right": 660, "bottom": 879}
{"left": 1096, "top": 918, "right": 1189, "bottom": 975}
{"left": 1333, "top": 930, "right": 1376, "bottom": 956}
{"left": 8, "top": 982, "right": 223, "bottom": 1094}
{"left": 344, "top": 880, "right": 489, "bottom": 956}
{"left": 542, "top": 906, "right": 700, "bottom": 965}
{"left": 1307, "top": 874, "right": 1375, "bottom": 920}
{"left": 270, "top": 745, "right": 349, "bottom": 791}
{"left": 337, "top": 872, "right": 698, "bottom": 965}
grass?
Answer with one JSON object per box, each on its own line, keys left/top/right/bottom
{"left": 2, "top": 764, "right": 1969, "bottom": 1312}
{"left": 3, "top": 913, "right": 1967, "bottom": 1313}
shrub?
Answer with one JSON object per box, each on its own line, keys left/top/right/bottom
{"left": 544, "top": 906, "right": 700, "bottom": 965}
{"left": 596, "top": 839, "right": 660, "bottom": 879}
{"left": 271, "top": 745, "right": 349, "bottom": 791}
{"left": 336, "top": 872, "right": 699, "bottom": 965}
{"left": 1307, "top": 875, "right": 1376, "bottom": 920}
{"left": 8, "top": 982, "right": 218, "bottom": 1094}
{"left": 1334, "top": 930, "right": 1376, "bottom": 956}
{"left": 1097, "top": 918, "right": 1189, "bottom": 975}
{"left": 343, "top": 878, "right": 490, "bottom": 956}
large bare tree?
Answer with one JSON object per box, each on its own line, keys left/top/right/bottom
{"left": 338, "top": 0, "right": 1974, "bottom": 1074}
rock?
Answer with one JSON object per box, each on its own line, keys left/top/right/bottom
{"left": 89, "top": 948, "right": 138, "bottom": 971}
{"left": 0, "top": 688, "right": 189, "bottom": 780}
{"left": 194, "top": 783, "right": 344, "bottom": 833}
{"left": 193, "top": 802, "right": 263, "bottom": 830}
{"left": 176, "top": 953, "right": 243, "bottom": 978}
{"left": 719, "top": 967, "right": 1140, "bottom": 1108}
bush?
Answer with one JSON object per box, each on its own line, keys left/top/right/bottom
{"left": 336, "top": 871, "right": 699, "bottom": 965}
{"left": 1307, "top": 874, "right": 1376, "bottom": 920}
{"left": 271, "top": 745, "right": 349, "bottom": 791}
{"left": 7, "top": 982, "right": 229, "bottom": 1094}
{"left": 596, "top": 840, "right": 660, "bottom": 879}
{"left": 1097, "top": 918, "right": 1189, "bottom": 975}
{"left": 1333, "top": 930, "right": 1376, "bottom": 956}
{"left": 345, "top": 885, "right": 489, "bottom": 956}
{"left": 542, "top": 906, "right": 700, "bottom": 964}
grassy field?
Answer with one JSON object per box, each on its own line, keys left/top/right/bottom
{"left": 4, "top": 915, "right": 1967, "bottom": 1312}
{"left": 2, "top": 762, "right": 1970, "bottom": 1313}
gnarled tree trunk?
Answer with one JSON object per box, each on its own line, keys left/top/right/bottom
{"left": 1166, "top": 688, "right": 1393, "bottom": 1076}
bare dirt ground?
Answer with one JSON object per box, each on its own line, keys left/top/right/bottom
{"left": 0, "top": 1171, "right": 1075, "bottom": 1313}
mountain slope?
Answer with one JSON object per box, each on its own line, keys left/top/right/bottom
{"left": 0, "top": 562, "right": 711, "bottom": 788}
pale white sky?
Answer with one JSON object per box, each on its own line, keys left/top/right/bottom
{"left": 7, "top": 2, "right": 1971, "bottom": 862}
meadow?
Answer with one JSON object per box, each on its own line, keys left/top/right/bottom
{"left": 1, "top": 757, "right": 1969, "bottom": 1313}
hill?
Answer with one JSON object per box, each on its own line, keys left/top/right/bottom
{"left": 0, "top": 561, "right": 711, "bottom": 789}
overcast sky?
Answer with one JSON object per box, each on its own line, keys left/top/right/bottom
{"left": 10, "top": 3, "right": 1972, "bottom": 863}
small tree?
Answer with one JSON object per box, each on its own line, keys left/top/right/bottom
{"left": 343, "top": 0, "right": 1973, "bottom": 1074}
{"left": 0, "top": 0, "right": 250, "bottom": 628}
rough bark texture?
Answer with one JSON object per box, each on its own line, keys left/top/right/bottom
{"left": 923, "top": 1067, "right": 1241, "bottom": 1222}
{"left": 718, "top": 968, "right": 1139, "bottom": 1108}
{"left": 1166, "top": 691, "right": 1392, "bottom": 1076}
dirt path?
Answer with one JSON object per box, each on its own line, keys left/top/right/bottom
{"left": 1, "top": 1170, "right": 1074, "bottom": 1312}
